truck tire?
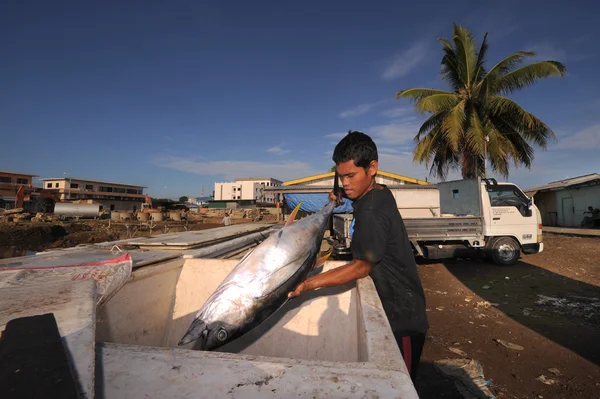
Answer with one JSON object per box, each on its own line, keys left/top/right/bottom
{"left": 489, "top": 237, "right": 520, "bottom": 266}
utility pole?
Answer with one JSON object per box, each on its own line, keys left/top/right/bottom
{"left": 484, "top": 135, "right": 489, "bottom": 178}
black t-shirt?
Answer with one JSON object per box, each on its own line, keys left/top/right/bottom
{"left": 351, "top": 185, "right": 429, "bottom": 335}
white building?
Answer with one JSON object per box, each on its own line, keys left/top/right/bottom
{"left": 41, "top": 177, "right": 146, "bottom": 212}
{"left": 214, "top": 177, "right": 283, "bottom": 204}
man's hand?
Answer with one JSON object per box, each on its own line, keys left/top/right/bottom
{"left": 287, "top": 260, "right": 372, "bottom": 299}
{"left": 288, "top": 281, "right": 308, "bottom": 298}
{"left": 329, "top": 190, "right": 343, "bottom": 206}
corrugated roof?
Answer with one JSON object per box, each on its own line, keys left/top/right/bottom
{"left": 525, "top": 173, "right": 600, "bottom": 195}
{"left": 283, "top": 170, "right": 430, "bottom": 186}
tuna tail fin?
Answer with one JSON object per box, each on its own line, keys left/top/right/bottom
{"left": 285, "top": 202, "right": 302, "bottom": 226}
{"left": 312, "top": 249, "right": 332, "bottom": 270}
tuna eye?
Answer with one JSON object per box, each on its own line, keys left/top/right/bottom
{"left": 216, "top": 329, "right": 227, "bottom": 341}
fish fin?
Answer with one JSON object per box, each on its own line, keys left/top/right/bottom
{"left": 285, "top": 202, "right": 302, "bottom": 226}
{"left": 312, "top": 250, "right": 332, "bottom": 270}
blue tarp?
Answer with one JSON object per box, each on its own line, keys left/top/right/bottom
{"left": 284, "top": 193, "right": 354, "bottom": 214}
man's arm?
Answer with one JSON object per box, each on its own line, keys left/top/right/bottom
{"left": 288, "top": 259, "right": 372, "bottom": 298}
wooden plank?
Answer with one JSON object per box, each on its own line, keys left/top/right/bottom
{"left": 126, "top": 223, "right": 275, "bottom": 249}
{"left": 0, "top": 280, "right": 97, "bottom": 398}
{"left": 0, "top": 313, "right": 79, "bottom": 399}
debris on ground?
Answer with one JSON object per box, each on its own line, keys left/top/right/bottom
{"left": 535, "top": 375, "right": 555, "bottom": 385}
{"left": 535, "top": 294, "right": 600, "bottom": 321}
{"left": 448, "top": 347, "right": 468, "bottom": 357}
{"left": 434, "top": 358, "right": 496, "bottom": 399}
{"left": 493, "top": 338, "right": 524, "bottom": 351}
{"left": 548, "top": 368, "right": 561, "bottom": 376}
{"left": 482, "top": 285, "right": 491, "bottom": 290}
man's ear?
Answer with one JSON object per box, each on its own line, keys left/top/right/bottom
{"left": 368, "top": 160, "right": 378, "bottom": 177}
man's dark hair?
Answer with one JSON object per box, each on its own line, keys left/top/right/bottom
{"left": 332, "top": 131, "right": 378, "bottom": 169}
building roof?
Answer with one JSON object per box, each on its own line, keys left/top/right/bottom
{"left": 283, "top": 170, "right": 430, "bottom": 186}
{"left": 524, "top": 173, "right": 600, "bottom": 195}
{"left": 40, "top": 177, "right": 147, "bottom": 188}
{"left": 233, "top": 177, "right": 283, "bottom": 182}
{"left": 0, "top": 170, "right": 39, "bottom": 177}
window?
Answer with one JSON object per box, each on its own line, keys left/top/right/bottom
{"left": 70, "top": 183, "right": 78, "bottom": 189}
{"left": 55, "top": 183, "right": 59, "bottom": 188}
{"left": 16, "top": 178, "right": 28, "bottom": 184}
{"left": 0, "top": 177, "right": 11, "bottom": 183}
{"left": 113, "top": 188, "right": 126, "bottom": 193}
{"left": 126, "top": 189, "right": 138, "bottom": 194}
{"left": 47, "top": 183, "right": 52, "bottom": 188}
{"left": 110, "top": 204, "right": 115, "bottom": 211}
{"left": 452, "top": 189, "right": 460, "bottom": 199}
{"left": 487, "top": 185, "right": 531, "bottom": 217}
{"left": 86, "top": 185, "right": 94, "bottom": 190}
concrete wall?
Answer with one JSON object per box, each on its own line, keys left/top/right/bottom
{"left": 96, "top": 260, "right": 184, "bottom": 346}
{"left": 215, "top": 180, "right": 281, "bottom": 203}
{"left": 554, "top": 185, "right": 600, "bottom": 227}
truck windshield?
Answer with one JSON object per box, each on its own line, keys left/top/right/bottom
{"left": 486, "top": 185, "right": 531, "bottom": 216}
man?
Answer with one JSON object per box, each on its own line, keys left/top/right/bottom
{"left": 288, "top": 131, "right": 429, "bottom": 381}
{"left": 222, "top": 212, "right": 231, "bottom": 226}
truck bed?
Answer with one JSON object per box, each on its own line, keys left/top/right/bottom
{"left": 332, "top": 214, "right": 483, "bottom": 243}
{"left": 403, "top": 217, "right": 483, "bottom": 240}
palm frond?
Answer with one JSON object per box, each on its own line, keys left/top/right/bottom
{"left": 415, "top": 93, "right": 460, "bottom": 113}
{"left": 464, "top": 107, "right": 486, "bottom": 155}
{"left": 487, "top": 96, "right": 557, "bottom": 147}
{"left": 472, "top": 32, "right": 489, "bottom": 83}
{"left": 492, "top": 61, "right": 566, "bottom": 95}
{"left": 438, "top": 37, "right": 463, "bottom": 89}
{"left": 415, "top": 111, "right": 448, "bottom": 140}
{"left": 440, "top": 101, "right": 466, "bottom": 151}
{"left": 396, "top": 88, "right": 454, "bottom": 102}
{"left": 452, "top": 23, "right": 478, "bottom": 85}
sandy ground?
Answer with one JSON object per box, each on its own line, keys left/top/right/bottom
{"left": 415, "top": 233, "right": 600, "bottom": 399}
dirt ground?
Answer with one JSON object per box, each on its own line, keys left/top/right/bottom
{"left": 415, "top": 233, "right": 600, "bottom": 399}
{"left": 0, "top": 215, "right": 268, "bottom": 258}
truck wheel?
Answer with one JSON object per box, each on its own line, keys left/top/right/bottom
{"left": 489, "top": 237, "right": 520, "bottom": 266}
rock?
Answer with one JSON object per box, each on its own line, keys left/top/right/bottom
{"left": 493, "top": 338, "right": 524, "bottom": 351}
{"left": 548, "top": 368, "right": 561, "bottom": 376}
{"left": 448, "top": 347, "right": 468, "bottom": 357}
{"left": 5, "top": 208, "right": 25, "bottom": 215}
{"left": 536, "top": 375, "right": 555, "bottom": 385}
{"left": 12, "top": 213, "right": 32, "bottom": 221}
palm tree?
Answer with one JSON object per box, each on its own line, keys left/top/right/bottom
{"left": 396, "top": 23, "right": 566, "bottom": 180}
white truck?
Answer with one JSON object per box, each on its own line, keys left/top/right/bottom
{"left": 329, "top": 178, "right": 543, "bottom": 266}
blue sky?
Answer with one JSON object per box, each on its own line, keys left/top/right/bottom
{"left": 1, "top": 0, "right": 597, "bottom": 198}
